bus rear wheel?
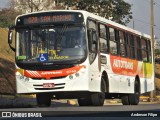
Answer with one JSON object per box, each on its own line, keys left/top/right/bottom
{"left": 121, "top": 95, "right": 130, "bottom": 105}
{"left": 36, "top": 93, "right": 52, "bottom": 107}
{"left": 121, "top": 80, "right": 140, "bottom": 105}
{"left": 128, "top": 80, "right": 140, "bottom": 105}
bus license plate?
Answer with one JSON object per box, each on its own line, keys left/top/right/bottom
{"left": 43, "top": 83, "right": 55, "bottom": 88}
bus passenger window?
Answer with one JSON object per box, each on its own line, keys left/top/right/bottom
{"left": 119, "top": 31, "right": 126, "bottom": 57}
{"left": 109, "top": 28, "right": 118, "bottom": 55}
{"left": 136, "top": 37, "right": 142, "bottom": 60}
{"left": 99, "top": 24, "right": 108, "bottom": 53}
{"left": 129, "top": 34, "right": 135, "bottom": 59}
{"left": 141, "top": 38, "right": 148, "bottom": 62}
{"left": 147, "top": 40, "right": 152, "bottom": 62}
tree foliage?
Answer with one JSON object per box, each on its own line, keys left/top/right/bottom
{"left": 11, "top": 0, "right": 132, "bottom": 25}
{"left": 10, "top": 0, "right": 64, "bottom": 13}
{"left": 63, "top": 0, "right": 133, "bottom": 25}
{"left": 3, "top": 0, "right": 132, "bottom": 26}
{"left": 0, "top": 8, "right": 22, "bottom": 28}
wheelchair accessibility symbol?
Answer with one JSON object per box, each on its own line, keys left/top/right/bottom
{"left": 39, "top": 53, "right": 48, "bottom": 62}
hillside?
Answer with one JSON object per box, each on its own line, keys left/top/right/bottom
{"left": 0, "top": 28, "right": 16, "bottom": 94}
{"left": 0, "top": 28, "right": 160, "bottom": 95}
{"left": 155, "top": 64, "right": 160, "bottom": 91}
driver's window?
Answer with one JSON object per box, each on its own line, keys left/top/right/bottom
{"left": 88, "top": 19, "right": 97, "bottom": 52}
{"left": 87, "top": 19, "right": 98, "bottom": 64}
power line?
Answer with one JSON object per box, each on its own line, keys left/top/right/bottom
{"left": 133, "top": 18, "right": 151, "bottom": 26}
{"left": 155, "top": 26, "right": 160, "bottom": 31}
{"left": 144, "top": 0, "right": 160, "bottom": 8}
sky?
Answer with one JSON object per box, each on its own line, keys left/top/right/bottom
{"left": 0, "top": 0, "right": 160, "bottom": 38}
{"left": 125, "top": 0, "right": 160, "bottom": 39}
{"left": 0, "top": 0, "right": 10, "bottom": 8}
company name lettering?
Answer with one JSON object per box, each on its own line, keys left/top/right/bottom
{"left": 113, "top": 59, "right": 133, "bottom": 70}
{"left": 41, "top": 71, "right": 62, "bottom": 75}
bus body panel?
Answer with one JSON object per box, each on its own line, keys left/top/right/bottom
{"left": 16, "top": 60, "right": 90, "bottom": 94}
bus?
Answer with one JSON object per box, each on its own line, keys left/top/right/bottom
{"left": 8, "top": 10, "right": 154, "bottom": 107}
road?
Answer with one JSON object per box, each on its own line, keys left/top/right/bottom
{"left": 0, "top": 99, "right": 160, "bottom": 117}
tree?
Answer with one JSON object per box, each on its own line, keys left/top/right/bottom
{"left": 0, "top": 8, "right": 22, "bottom": 28}
{"left": 63, "top": 0, "right": 132, "bottom": 25}
{"left": 10, "top": 0, "right": 132, "bottom": 25}
{"left": 10, "top": 0, "right": 65, "bottom": 13}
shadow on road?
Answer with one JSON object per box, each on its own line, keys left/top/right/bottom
{"left": 0, "top": 97, "right": 77, "bottom": 108}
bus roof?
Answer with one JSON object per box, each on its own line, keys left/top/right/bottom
{"left": 16, "top": 10, "right": 151, "bottom": 40}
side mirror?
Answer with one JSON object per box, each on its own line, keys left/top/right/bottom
{"left": 8, "top": 30, "right": 13, "bottom": 44}
{"left": 8, "top": 26, "right": 15, "bottom": 52}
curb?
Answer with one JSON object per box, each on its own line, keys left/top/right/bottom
{"left": 67, "top": 100, "right": 77, "bottom": 105}
{"left": 0, "top": 94, "right": 36, "bottom": 99}
{"left": 109, "top": 100, "right": 118, "bottom": 104}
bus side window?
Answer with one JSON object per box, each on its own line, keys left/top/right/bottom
{"left": 136, "top": 37, "right": 142, "bottom": 61}
{"left": 147, "top": 40, "right": 152, "bottom": 62}
{"left": 88, "top": 29, "right": 97, "bottom": 52}
{"left": 125, "top": 33, "right": 131, "bottom": 58}
{"left": 99, "top": 24, "right": 108, "bottom": 53}
{"left": 141, "top": 38, "right": 148, "bottom": 62}
{"left": 109, "top": 27, "right": 118, "bottom": 55}
{"left": 87, "top": 19, "right": 97, "bottom": 53}
{"left": 129, "top": 34, "right": 135, "bottom": 59}
{"left": 119, "top": 31, "right": 127, "bottom": 57}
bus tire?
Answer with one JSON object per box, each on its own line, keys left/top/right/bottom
{"left": 36, "top": 93, "right": 52, "bottom": 107}
{"left": 91, "top": 78, "right": 106, "bottom": 106}
{"left": 78, "top": 97, "right": 92, "bottom": 106}
{"left": 121, "top": 95, "right": 130, "bottom": 105}
{"left": 128, "top": 80, "right": 140, "bottom": 105}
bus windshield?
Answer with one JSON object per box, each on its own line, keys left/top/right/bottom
{"left": 16, "top": 25, "right": 87, "bottom": 63}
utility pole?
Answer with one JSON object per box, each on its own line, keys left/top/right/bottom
{"left": 150, "top": 0, "right": 155, "bottom": 101}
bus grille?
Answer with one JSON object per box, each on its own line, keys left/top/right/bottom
{"left": 33, "top": 83, "right": 65, "bottom": 90}
{"left": 32, "top": 76, "right": 67, "bottom": 80}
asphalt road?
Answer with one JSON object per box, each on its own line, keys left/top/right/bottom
{"left": 0, "top": 99, "right": 160, "bottom": 117}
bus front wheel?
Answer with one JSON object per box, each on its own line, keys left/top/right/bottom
{"left": 36, "top": 93, "right": 52, "bottom": 107}
{"left": 78, "top": 97, "right": 92, "bottom": 106}
{"left": 78, "top": 78, "right": 106, "bottom": 106}
{"left": 91, "top": 78, "right": 106, "bottom": 106}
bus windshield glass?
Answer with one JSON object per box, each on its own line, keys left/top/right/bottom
{"left": 16, "top": 25, "right": 87, "bottom": 63}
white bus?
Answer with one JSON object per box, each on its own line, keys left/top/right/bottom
{"left": 8, "top": 10, "right": 154, "bottom": 107}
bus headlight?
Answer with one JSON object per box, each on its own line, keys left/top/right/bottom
{"left": 25, "top": 78, "right": 29, "bottom": 82}
{"left": 69, "top": 75, "right": 73, "bottom": 80}
{"left": 20, "top": 75, "right": 24, "bottom": 80}
{"left": 75, "top": 73, "right": 79, "bottom": 77}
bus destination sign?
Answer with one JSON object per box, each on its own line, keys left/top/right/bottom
{"left": 24, "top": 14, "right": 74, "bottom": 24}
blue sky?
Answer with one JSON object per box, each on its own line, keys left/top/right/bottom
{"left": 0, "top": 0, "right": 10, "bottom": 8}
{"left": 0, "top": 0, "right": 160, "bottom": 38}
